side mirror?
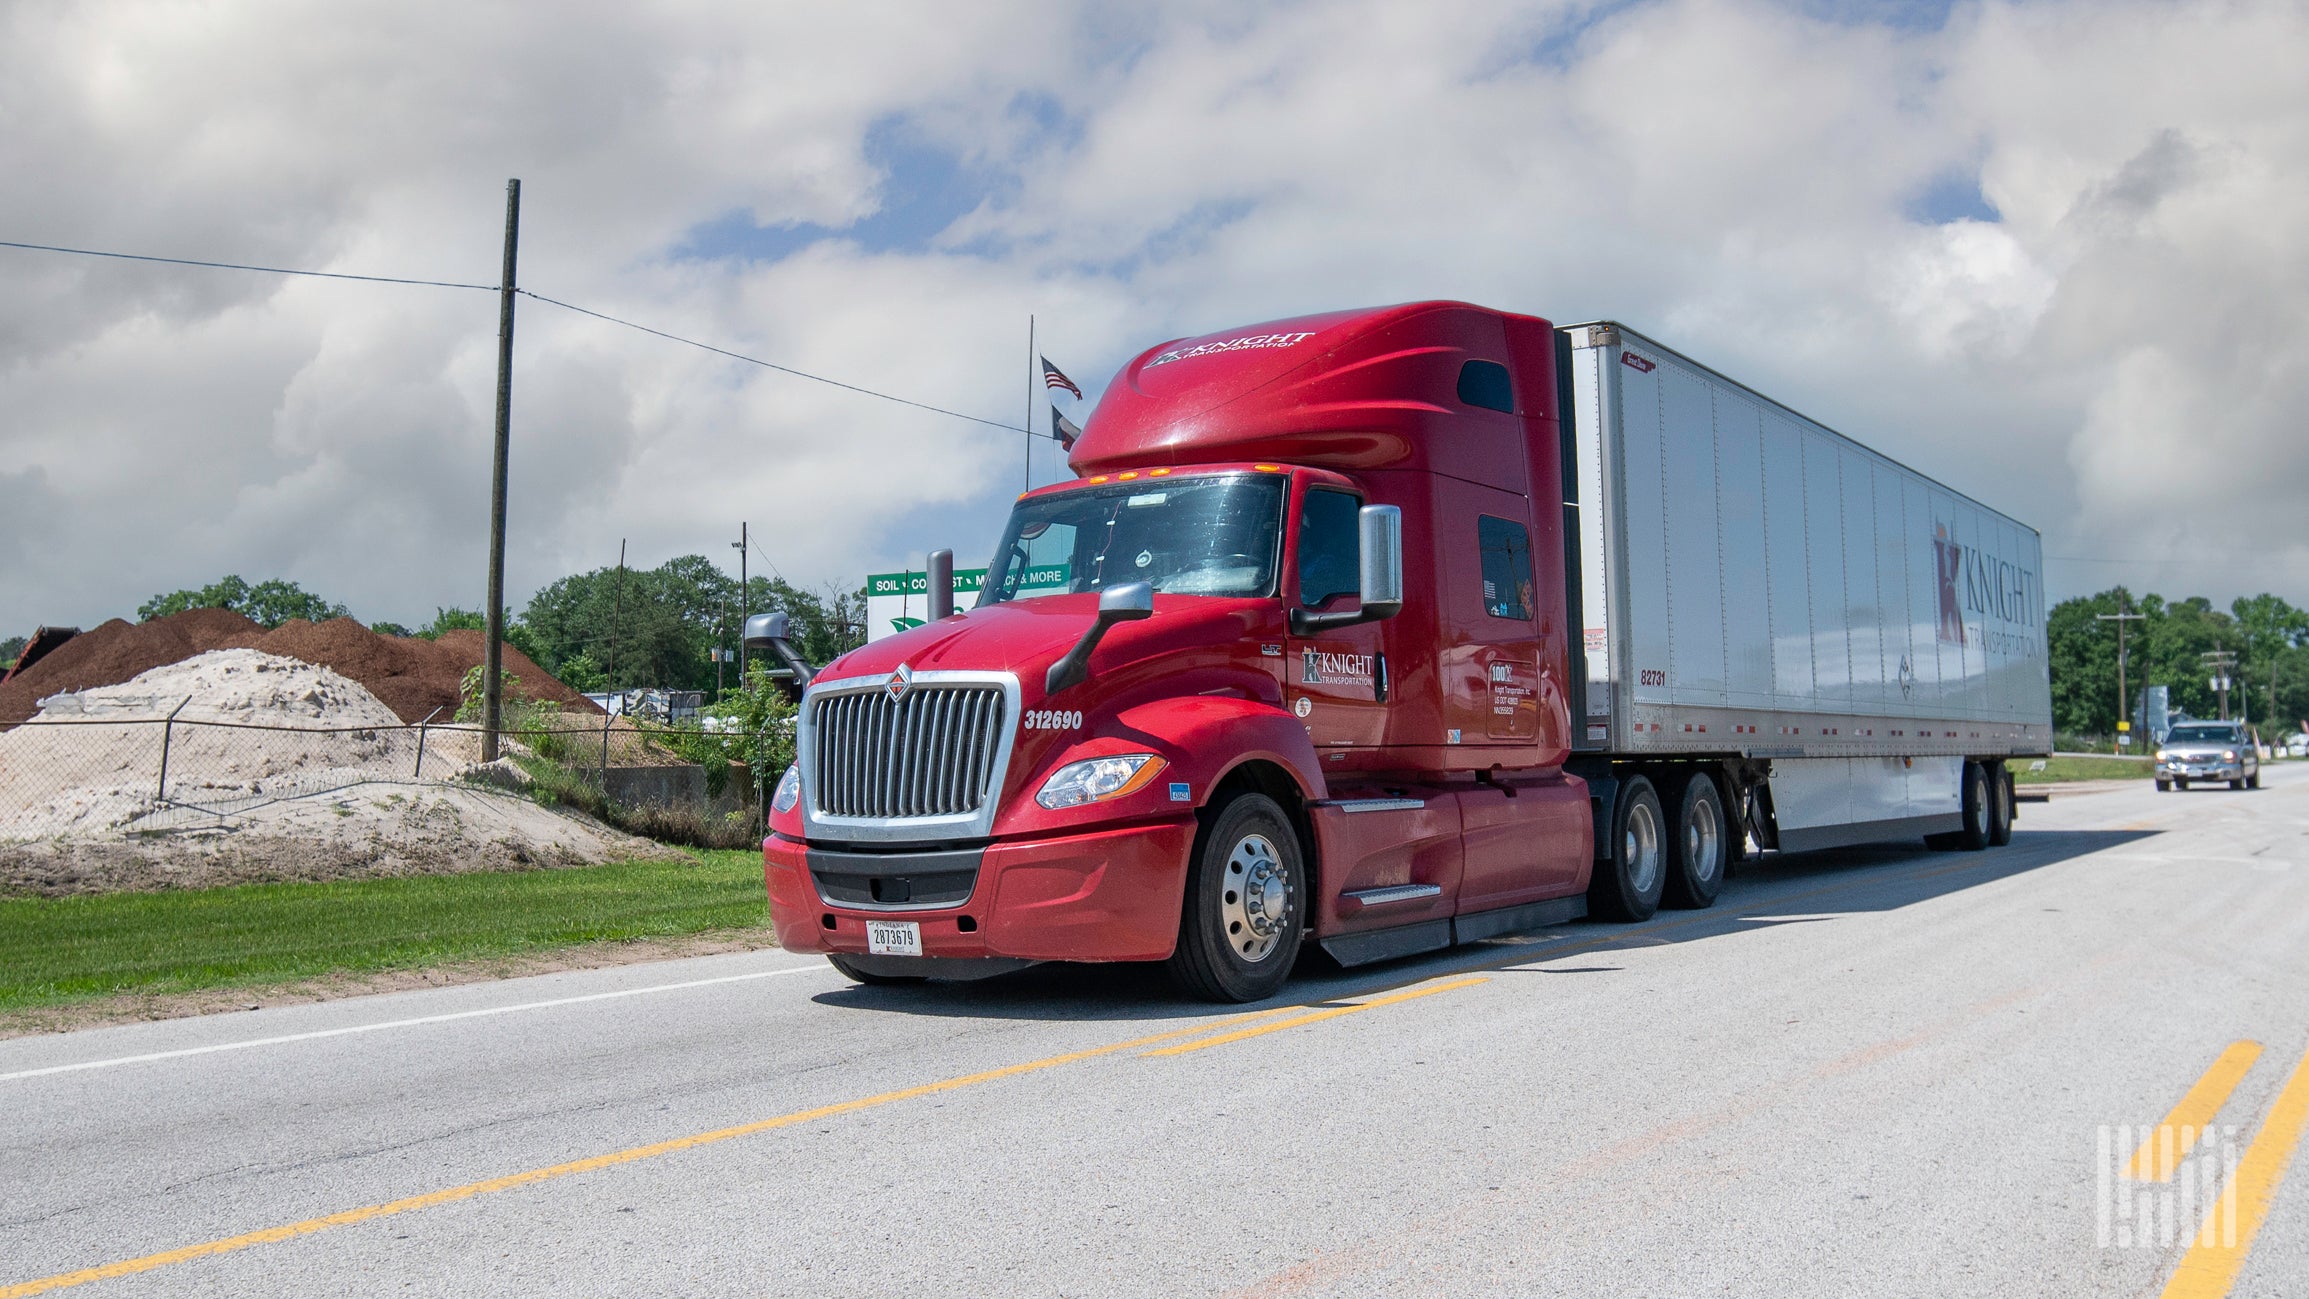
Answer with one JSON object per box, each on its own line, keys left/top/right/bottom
{"left": 1358, "top": 504, "right": 1404, "bottom": 619}
{"left": 741, "top": 611, "right": 791, "bottom": 651}
{"left": 742, "top": 611, "right": 815, "bottom": 692}
{"left": 1045, "top": 581, "right": 1154, "bottom": 696}
{"left": 1289, "top": 503, "right": 1406, "bottom": 635}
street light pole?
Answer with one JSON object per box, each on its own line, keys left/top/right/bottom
{"left": 732, "top": 524, "right": 748, "bottom": 681}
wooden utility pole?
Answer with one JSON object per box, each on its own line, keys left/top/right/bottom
{"left": 607, "top": 539, "right": 627, "bottom": 693}
{"left": 2097, "top": 602, "right": 2145, "bottom": 747}
{"left": 482, "top": 178, "right": 521, "bottom": 762}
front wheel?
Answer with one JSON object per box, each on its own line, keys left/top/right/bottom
{"left": 2248, "top": 771, "right": 2261, "bottom": 790}
{"left": 1166, "top": 793, "right": 1306, "bottom": 1003}
{"left": 1589, "top": 775, "right": 1666, "bottom": 922}
{"left": 2156, "top": 779, "right": 2172, "bottom": 792}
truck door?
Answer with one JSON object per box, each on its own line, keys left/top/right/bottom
{"left": 1287, "top": 484, "right": 1388, "bottom": 747}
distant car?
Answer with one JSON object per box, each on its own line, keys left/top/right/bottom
{"left": 2155, "top": 721, "right": 2260, "bottom": 791}
{"left": 2289, "top": 734, "right": 2308, "bottom": 759}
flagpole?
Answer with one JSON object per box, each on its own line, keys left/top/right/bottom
{"left": 1025, "top": 314, "right": 1035, "bottom": 492}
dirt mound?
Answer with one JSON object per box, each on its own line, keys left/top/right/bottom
{"left": 0, "top": 608, "right": 265, "bottom": 721}
{"left": 0, "top": 609, "right": 600, "bottom": 725}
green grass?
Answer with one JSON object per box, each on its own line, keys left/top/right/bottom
{"left": 2012, "top": 755, "right": 2154, "bottom": 784}
{"left": 0, "top": 850, "right": 771, "bottom": 1013}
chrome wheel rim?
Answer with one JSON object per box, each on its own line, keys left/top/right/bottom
{"left": 1221, "top": 832, "right": 1291, "bottom": 962}
{"left": 1971, "top": 773, "right": 1989, "bottom": 835}
{"left": 1685, "top": 794, "right": 1722, "bottom": 883}
{"left": 1624, "top": 800, "right": 1662, "bottom": 896}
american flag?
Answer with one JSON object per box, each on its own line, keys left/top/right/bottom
{"left": 1041, "top": 357, "right": 1082, "bottom": 399}
{"left": 1051, "top": 405, "right": 1083, "bottom": 450}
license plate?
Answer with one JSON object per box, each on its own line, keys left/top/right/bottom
{"left": 866, "top": 920, "right": 922, "bottom": 957}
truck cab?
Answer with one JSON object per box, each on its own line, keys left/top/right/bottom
{"left": 762, "top": 302, "right": 1599, "bottom": 1001}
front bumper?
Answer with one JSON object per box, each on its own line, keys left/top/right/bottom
{"left": 764, "top": 817, "right": 1198, "bottom": 963}
{"left": 2160, "top": 759, "right": 2242, "bottom": 780}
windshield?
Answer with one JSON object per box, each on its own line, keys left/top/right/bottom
{"left": 2166, "top": 724, "right": 2238, "bottom": 745}
{"left": 980, "top": 473, "right": 1287, "bottom": 604}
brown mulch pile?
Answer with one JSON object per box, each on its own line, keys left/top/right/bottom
{"left": 0, "top": 609, "right": 600, "bottom": 726}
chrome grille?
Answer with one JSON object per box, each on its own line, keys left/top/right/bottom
{"left": 809, "top": 685, "right": 1008, "bottom": 819}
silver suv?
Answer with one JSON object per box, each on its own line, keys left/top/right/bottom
{"left": 2155, "top": 721, "right": 2260, "bottom": 792}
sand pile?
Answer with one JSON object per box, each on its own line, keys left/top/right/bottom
{"left": 0, "top": 650, "right": 659, "bottom": 895}
{"left": 0, "top": 608, "right": 599, "bottom": 726}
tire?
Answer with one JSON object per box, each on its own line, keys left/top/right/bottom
{"left": 826, "top": 954, "right": 925, "bottom": 986}
{"left": 2230, "top": 778, "right": 2245, "bottom": 791}
{"left": 1166, "top": 793, "right": 1306, "bottom": 1003}
{"left": 1950, "top": 762, "right": 1992, "bottom": 851}
{"left": 2248, "top": 771, "right": 2261, "bottom": 790}
{"left": 1662, "top": 772, "right": 1726, "bottom": 910}
{"left": 1987, "top": 764, "right": 2013, "bottom": 847}
{"left": 1589, "top": 775, "right": 1666, "bottom": 922}
{"left": 2156, "top": 780, "right": 2171, "bottom": 792}
{"left": 2177, "top": 778, "right": 2190, "bottom": 791}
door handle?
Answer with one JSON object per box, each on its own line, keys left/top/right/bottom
{"left": 1375, "top": 653, "right": 1389, "bottom": 703}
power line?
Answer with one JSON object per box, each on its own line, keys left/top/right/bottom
{"left": 0, "top": 238, "right": 498, "bottom": 291}
{"left": 3, "top": 235, "right": 1083, "bottom": 439}
{"left": 519, "top": 290, "right": 1063, "bottom": 439}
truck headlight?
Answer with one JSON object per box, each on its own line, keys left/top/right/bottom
{"left": 2154, "top": 749, "right": 2167, "bottom": 762}
{"left": 771, "top": 764, "right": 802, "bottom": 813}
{"left": 1035, "top": 754, "right": 1167, "bottom": 809}
{"left": 2222, "top": 750, "right": 2238, "bottom": 762}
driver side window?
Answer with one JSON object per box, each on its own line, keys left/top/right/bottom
{"left": 1298, "top": 488, "right": 1362, "bottom": 609}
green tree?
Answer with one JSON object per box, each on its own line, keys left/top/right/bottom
{"left": 139, "top": 576, "right": 349, "bottom": 628}
{"left": 0, "top": 633, "right": 25, "bottom": 670}
{"left": 367, "top": 621, "right": 413, "bottom": 638}
{"left": 519, "top": 555, "right": 865, "bottom": 694}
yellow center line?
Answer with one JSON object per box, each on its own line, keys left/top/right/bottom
{"left": 1144, "top": 976, "right": 1489, "bottom": 1056}
{"left": 2161, "top": 1035, "right": 2309, "bottom": 1299}
{"left": 2124, "top": 1041, "right": 2263, "bottom": 1181}
{"left": 0, "top": 1007, "right": 1292, "bottom": 1298}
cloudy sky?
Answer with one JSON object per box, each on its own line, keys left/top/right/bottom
{"left": 2, "top": 0, "right": 2302, "bottom": 632}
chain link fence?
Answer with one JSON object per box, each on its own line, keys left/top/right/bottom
{"left": 0, "top": 710, "right": 766, "bottom": 845}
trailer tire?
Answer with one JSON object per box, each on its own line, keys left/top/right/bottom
{"left": 1662, "top": 772, "right": 1726, "bottom": 910}
{"left": 1590, "top": 775, "right": 1666, "bottom": 922}
{"left": 1952, "top": 762, "right": 1992, "bottom": 851}
{"left": 1166, "top": 792, "right": 1305, "bottom": 1003}
{"left": 826, "top": 955, "right": 925, "bottom": 986}
{"left": 1987, "top": 764, "right": 2013, "bottom": 847}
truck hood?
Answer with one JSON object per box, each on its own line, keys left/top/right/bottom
{"left": 814, "top": 594, "right": 1271, "bottom": 707}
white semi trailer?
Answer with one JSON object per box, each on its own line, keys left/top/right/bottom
{"left": 1563, "top": 322, "right": 2051, "bottom": 862}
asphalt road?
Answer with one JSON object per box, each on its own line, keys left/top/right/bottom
{"left": 5, "top": 765, "right": 2308, "bottom": 1297}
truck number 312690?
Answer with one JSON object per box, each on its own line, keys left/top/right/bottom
{"left": 1023, "top": 709, "right": 1083, "bottom": 731}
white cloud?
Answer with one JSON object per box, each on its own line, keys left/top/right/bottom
{"left": 3, "top": 0, "right": 2306, "bottom": 634}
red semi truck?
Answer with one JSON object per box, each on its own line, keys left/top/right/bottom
{"left": 751, "top": 301, "right": 2052, "bottom": 1001}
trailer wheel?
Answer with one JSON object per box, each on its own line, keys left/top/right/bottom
{"left": 1987, "top": 764, "right": 2013, "bottom": 847}
{"left": 1953, "top": 762, "right": 1992, "bottom": 851}
{"left": 1662, "top": 773, "right": 1725, "bottom": 910}
{"left": 826, "top": 955, "right": 925, "bottom": 986}
{"left": 1166, "top": 792, "right": 1305, "bottom": 1003}
{"left": 1590, "top": 775, "right": 1665, "bottom": 922}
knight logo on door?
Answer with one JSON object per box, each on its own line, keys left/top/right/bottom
{"left": 1301, "top": 649, "right": 1374, "bottom": 687}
